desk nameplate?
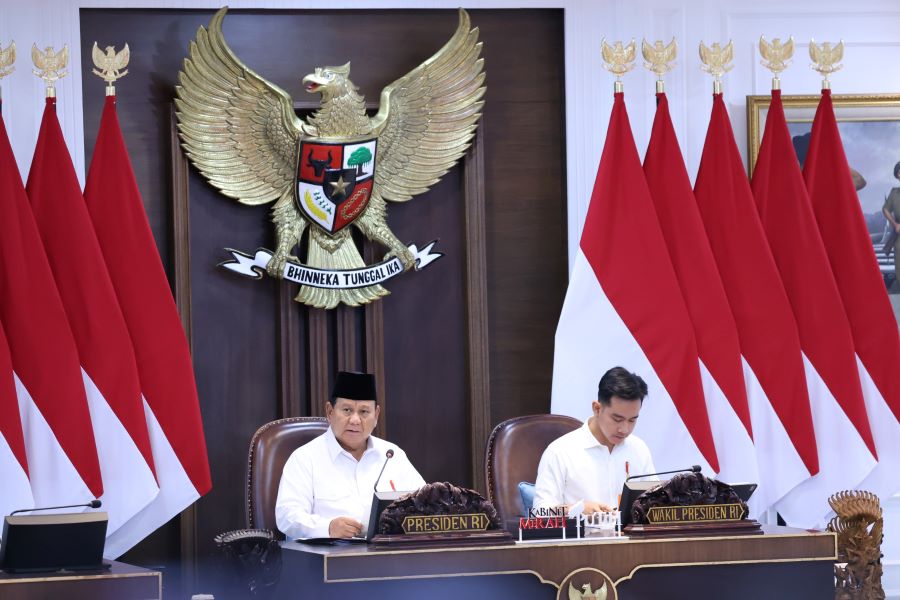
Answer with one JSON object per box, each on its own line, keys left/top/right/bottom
{"left": 645, "top": 503, "right": 746, "bottom": 524}
{"left": 402, "top": 513, "right": 491, "bottom": 535}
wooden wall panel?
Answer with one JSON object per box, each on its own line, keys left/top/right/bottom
{"left": 80, "top": 8, "right": 565, "bottom": 597}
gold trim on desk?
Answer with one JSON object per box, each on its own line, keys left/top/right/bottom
{"left": 312, "top": 527, "right": 834, "bottom": 559}
{"left": 0, "top": 570, "right": 161, "bottom": 584}
{"left": 324, "top": 554, "right": 837, "bottom": 588}
{"left": 319, "top": 529, "right": 838, "bottom": 588}
{"left": 614, "top": 554, "right": 839, "bottom": 586}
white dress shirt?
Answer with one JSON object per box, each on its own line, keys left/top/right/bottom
{"left": 533, "top": 421, "right": 656, "bottom": 510}
{"left": 275, "top": 427, "right": 426, "bottom": 539}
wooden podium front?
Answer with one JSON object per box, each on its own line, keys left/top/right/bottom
{"left": 273, "top": 525, "right": 836, "bottom": 599}
{"left": 0, "top": 561, "right": 161, "bottom": 600}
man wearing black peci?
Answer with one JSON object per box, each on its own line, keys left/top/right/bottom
{"left": 533, "top": 366, "right": 656, "bottom": 515}
{"left": 275, "top": 371, "right": 425, "bottom": 539}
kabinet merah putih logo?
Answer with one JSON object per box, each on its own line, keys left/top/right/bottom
{"left": 176, "top": 8, "right": 485, "bottom": 309}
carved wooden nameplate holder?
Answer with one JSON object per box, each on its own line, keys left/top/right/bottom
{"left": 624, "top": 473, "right": 762, "bottom": 538}
{"left": 370, "top": 482, "right": 513, "bottom": 548}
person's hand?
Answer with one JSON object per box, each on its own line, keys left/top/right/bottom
{"left": 893, "top": 223, "right": 900, "bottom": 233}
{"left": 583, "top": 501, "right": 615, "bottom": 514}
{"left": 328, "top": 516, "right": 364, "bottom": 538}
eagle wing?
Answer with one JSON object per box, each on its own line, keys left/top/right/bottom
{"left": 175, "top": 7, "right": 302, "bottom": 206}
{"left": 783, "top": 37, "right": 794, "bottom": 61}
{"left": 369, "top": 8, "right": 485, "bottom": 203}
{"left": 664, "top": 38, "right": 677, "bottom": 62}
{"left": 114, "top": 43, "right": 130, "bottom": 71}
{"left": 91, "top": 43, "right": 108, "bottom": 70}
{"left": 568, "top": 582, "right": 583, "bottom": 600}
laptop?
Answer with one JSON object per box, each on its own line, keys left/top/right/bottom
{"left": 364, "top": 490, "right": 409, "bottom": 540}
{"left": 0, "top": 512, "right": 108, "bottom": 573}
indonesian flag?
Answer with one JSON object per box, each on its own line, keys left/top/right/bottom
{"left": 643, "top": 93, "right": 758, "bottom": 492}
{"left": 752, "top": 90, "right": 876, "bottom": 527}
{"left": 0, "top": 322, "right": 33, "bottom": 520}
{"left": 0, "top": 111, "right": 102, "bottom": 508}
{"left": 84, "top": 96, "right": 212, "bottom": 554}
{"left": 25, "top": 98, "right": 159, "bottom": 551}
{"left": 552, "top": 91, "right": 719, "bottom": 475}
{"left": 803, "top": 89, "right": 900, "bottom": 501}
{"left": 693, "top": 93, "right": 817, "bottom": 512}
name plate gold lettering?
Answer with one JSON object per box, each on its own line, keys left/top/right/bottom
{"left": 646, "top": 503, "right": 746, "bottom": 524}
{"left": 401, "top": 513, "right": 491, "bottom": 535}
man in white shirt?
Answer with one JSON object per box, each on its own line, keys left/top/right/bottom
{"left": 275, "top": 371, "right": 426, "bottom": 539}
{"left": 534, "top": 367, "right": 656, "bottom": 514}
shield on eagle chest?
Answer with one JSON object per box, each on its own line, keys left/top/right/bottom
{"left": 296, "top": 138, "right": 377, "bottom": 234}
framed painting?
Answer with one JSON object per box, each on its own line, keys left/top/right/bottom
{"left": 747, "top": 93, "right": 900, "bottom": 293}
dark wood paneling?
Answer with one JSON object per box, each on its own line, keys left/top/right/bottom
{"left": 80, "top": 9, "right": 566, "bottom": 597}
{"left": 464, "top": 128, "right": 491, "bottom": 493}
{"left": 480, "top": 9, "right": 568, "bottom": 425}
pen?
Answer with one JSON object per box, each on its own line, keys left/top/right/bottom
{"left": 389, "top": 479, "right": 396, "bottom": 491}
{"left": 625, "top": 461, "right": 630, "bottom": 478}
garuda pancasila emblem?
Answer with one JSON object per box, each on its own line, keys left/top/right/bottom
{"left": 176, "top": 7, "right": 485, "bottom": 308}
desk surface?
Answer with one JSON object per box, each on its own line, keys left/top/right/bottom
{"left": 284, "top": 525, "right": 836, "bottom": 588}
{"left": 0, "top": 560, "right": 161, "bottom": 600}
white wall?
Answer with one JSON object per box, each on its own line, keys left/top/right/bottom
{"left": 1, "top": 1, "right": 898, "bottom": 594}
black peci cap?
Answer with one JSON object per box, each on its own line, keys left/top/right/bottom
{"left": 332, "top": 371, "right": 377, "bottom": 402}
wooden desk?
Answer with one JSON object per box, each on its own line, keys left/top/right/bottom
{"left": 274, "top": 525, "right": 836, "bottom": 599}
{"left": 0, "top": 560, "right": 161, "bottom": 600}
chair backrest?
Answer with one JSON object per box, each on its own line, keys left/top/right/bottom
{"left": 484, "top": 414, "right": 582, "bottom": 521}
{"left": 246, "top": 417, "right": 329, "bottom": 533}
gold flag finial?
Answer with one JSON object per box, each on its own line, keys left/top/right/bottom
{"left": 642, "top": 38, "right": 677, "bottom": 93}
{"left": 601, "top": 38, "right": 636, "bottom": 93}
{"left": 31, "top": 43, "right": 68, "bottom": 98}
{"left": 0, "top": 41, "right": 16, "bottom": 80}
{"left": 699, "top": 40, "right": 734, "bottom": 94}
{"left": 91, "top": 42, "right": 130, "bottom": 96}
{"left": 809, "top": 39, "right": 843, "bottom": 90}
{"left": 0, "top": 40, "right": 15, "bottom": 102}
{"left": 759, "top": 35, "right": 794, "bottom": 90}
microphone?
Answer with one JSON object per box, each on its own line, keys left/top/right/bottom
{"left": 626, "top": 465, "right": 701, "bottom": 482}
{"left": 373, "top": 449, "right": 395, "bottom": 491}
{"left": 9, "top": 499, "right": 102, "bottom": 516}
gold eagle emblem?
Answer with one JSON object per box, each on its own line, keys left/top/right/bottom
{"left": 175, "top": 8, "right": 485, "bottom": 308}
{"left": 91, "top": 42, "right": 130, "bottom": 85}
{"left": 641, "top": 38, "right": 676, "bottom": 79}
{"left": 699, "top": 40, "right": 734, "bottom": 80}
{"left": 568, "top": 581, "right": 608, "bottom": 600}
{"left": 601, "top": 39, "right": 636, "bottom": 79}
{"left": 31, "top": 44, "right": 68, "bottom": 86}
{"left": 809, "top": 39, "right": 844, "bottom": 84}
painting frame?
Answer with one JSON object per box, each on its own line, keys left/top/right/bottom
{"left": 747, "top": 93, "right": 900, "bottom": 295}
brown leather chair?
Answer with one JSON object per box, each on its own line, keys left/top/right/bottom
{"left": 246, "top": 417, "right": 329, "bottom": 535}
{"left": 484, "top": 414, "right": 582, "bottom": 521}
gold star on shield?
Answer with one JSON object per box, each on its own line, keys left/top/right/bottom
{"left": 329, "top": 175, "right": 350, "bottom": 198}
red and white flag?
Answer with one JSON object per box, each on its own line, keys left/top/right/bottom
{"left": 0, "top": 111, "right": 102, "bottom": 509}
{"left": 0, "top": 322, "right": 33, "bottom": 520}
{"left": 751, "top": 89, "right": 876, "bottom": 527}
{"left": 84, "top": 95, "right": 212, "bottom": 554}
{"left": 25, "top": 98, "right": 159, "bottom": 549}
{"left": 693, "top": 93, "right": 817, "bottom": 513}
{"left": 643, "top": 93, "right": 758, "bottom": 491}
{"left": 803, "top": 89, "right": 900, "bottom": 501}
{"left": 552, "top": 91, "right": 719, "bottom": 475}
